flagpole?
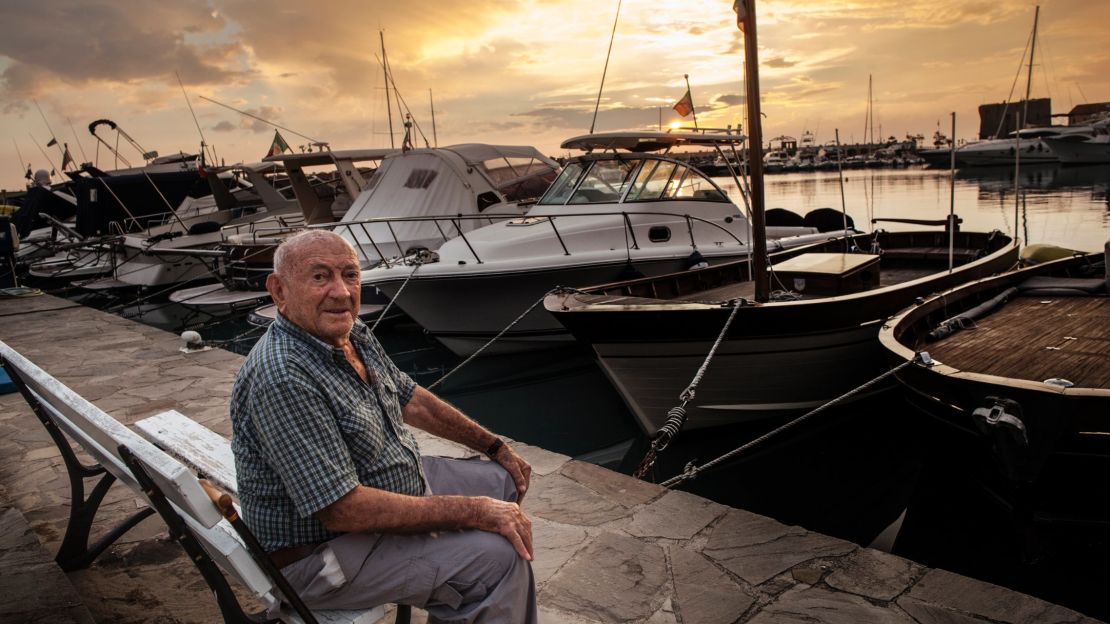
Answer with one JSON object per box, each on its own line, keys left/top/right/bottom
{"left": 739, "top": 0, "right": 768, "bottom": 302}
{"left": 684, "top": 74, "right": 698, "bottom": 130}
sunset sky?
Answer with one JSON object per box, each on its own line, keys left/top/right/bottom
{"left": 1, "top": 0, "right": 1108, "bottom": 191}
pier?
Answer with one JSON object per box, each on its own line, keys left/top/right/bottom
{"left": 0, "top": 293, "right": 1101, "bottom": 623}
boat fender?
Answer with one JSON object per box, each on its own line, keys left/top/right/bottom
{"left": 684, "top": 250, "right": 708, "bottom": 270}
{"left": 972, "top": 397, "right": 1030, "bottom": 481}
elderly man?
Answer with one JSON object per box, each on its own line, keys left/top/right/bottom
{"left": 231, "top": 230, "right": 537, "bottom": 623}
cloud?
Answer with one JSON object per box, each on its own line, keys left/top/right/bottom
{"left": 0, "top": 0, "right": 248, "bottom": 105}
{"left": 714, "top": 94, "right": 746, "bottom": 106}
{"left": 766, "top": 57, "right": 797, "bottom": 69}
{"left": 211, "top": 120, "right": 236, "bottom": 132}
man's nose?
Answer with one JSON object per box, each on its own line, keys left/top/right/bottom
{"left": 326, "top": 275, "right": 355, "bottom": 298}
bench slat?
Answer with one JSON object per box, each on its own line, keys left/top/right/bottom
{"left": 136, "top": 410, "right": 238, "bottom": 495}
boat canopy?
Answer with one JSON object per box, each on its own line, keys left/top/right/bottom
{"left": 338, "top": 144, "right": 559, "bottom": 263}
{"left": 561, "top": 131, "right": 745, "bottom": 153}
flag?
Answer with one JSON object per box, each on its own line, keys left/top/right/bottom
{"left": 24, "top": 167, "right": 32, "bottom": 181}
{"left": 733, "top": 0, "right": 747, "bottom": 32}
{"left": 46, "top": 137, "right": 58, "bottom": 148}
{"left": 267, "top": 130, "right": 290, "bottom": 157}
{"left": 673, "top": 89, "right": 694, "bottom": 117}
{"left": 61, "top": 144, "right": 74, "bottom": 170}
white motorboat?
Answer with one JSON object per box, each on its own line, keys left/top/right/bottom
{"left": 956, "top": 126, "right": 1092, "bottom": 166}
{"left": 358, "top": 131, "right": 854, "bottom": 356}
{"left": 1043, "top": 117, "right": 1110, "bottom": 164}
{"left": 174, "top": 144, "right": 559, "bottom": 314}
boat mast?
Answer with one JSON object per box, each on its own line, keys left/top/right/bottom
{"left": 739, "top": 0, "right": 769, "bottom": 302}
{"left": 1021, "top": 5, "right": 1039, "bottom": 131}
{"left": 381, "top": 31, "right": 395, "bottom": 149}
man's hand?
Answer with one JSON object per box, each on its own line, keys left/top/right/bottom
{"left": 475, "top": 497, "right": 533, "bottom": 561}
{"left": 493, "top": 443, "right": 532, "bottom": 504}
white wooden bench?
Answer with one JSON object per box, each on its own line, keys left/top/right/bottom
{"left": 0, "top": 339, "right": 399, "bottom": 624}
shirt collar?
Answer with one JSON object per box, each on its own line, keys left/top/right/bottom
{"left": 272, "top": 312, "right": 371, "bottom": 355}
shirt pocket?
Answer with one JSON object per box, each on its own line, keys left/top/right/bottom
{"left": 337, "top": 401, "right": 385, "bottom": 458}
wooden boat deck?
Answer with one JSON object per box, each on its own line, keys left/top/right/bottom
{"left": 927, "top": 295, "right": 1110, "bottom": 389}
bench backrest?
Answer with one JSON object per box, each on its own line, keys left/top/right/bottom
{"left": 0, "top": 340, "right": 279, "bottom": 608}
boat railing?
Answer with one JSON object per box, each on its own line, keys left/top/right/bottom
{"left": 218, "top": 214, "right": 308, "bottom": 245}
{"left": 253, "top": 210, "right": 749, "bottom": 266}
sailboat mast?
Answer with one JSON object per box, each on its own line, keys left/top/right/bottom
{"left": 741, "top": 0, "right": 769, "bottom": 302}
{"left": 381, "top": 31, "right": 395, "bottom": 149}
{"left": 1021, "top": 5, "right": 1039, "bottom": 130}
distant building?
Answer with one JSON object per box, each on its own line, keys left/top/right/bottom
{"left": 978, "top": 98, "right": 1051, "bottom": 139}
{"left": 1066, "top": 102, "right": 1110, "bottom": 126}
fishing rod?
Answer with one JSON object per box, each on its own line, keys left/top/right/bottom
{"left": 12, "top": 138, "right": 29, "bottom": 180}
{"left": 67, "top": 117, "right": 89, "bottom": 163}
{"left": 32, "top": 99, "right": 67, "bottom": 164}
{"left": 175, "top": 71, "right": 217, "bottom": 166}
{"left": 28, "top": 133, "right": 59, "bottom": 174}
{"left": 197, "top": 95, "right": 324, "bottom": 146}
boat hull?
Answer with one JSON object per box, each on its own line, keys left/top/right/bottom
{"left": 374, "top": 256, "right": 711, "bottom": 356}
{"left": 879, "top": 252, "right": 1109, "bottom": 540}
{"left": 551, "top": 232, "right": 1020, "bottom": 434}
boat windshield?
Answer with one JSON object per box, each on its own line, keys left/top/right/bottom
{"left": 538, "top": 156, "right": 728, "bottom": 205}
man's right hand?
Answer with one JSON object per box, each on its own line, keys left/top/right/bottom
{"left": 475, "top": 497, "right": 534, "bottom": 561}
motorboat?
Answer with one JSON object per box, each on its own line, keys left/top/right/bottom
{"left": 545, "top": 226, "right": 1018, "bottom": 436}
{"left": 358, "top": 130, "right": 856, "bottom": 356}
{"left": 173, "top": 143, "right": 560, "bottom": 314}
{"left": 878, "top": 245, "right": 1108, "bottom": 553}
{"left": 956, "top": 126, "right": 1092, "bottom": 167}
{"left": 1043, "top": 117, "right": 1110, "bottom": 164}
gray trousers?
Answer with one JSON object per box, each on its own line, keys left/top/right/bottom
{"left": 280, "top": 456, "right": 538, "bottom": 623}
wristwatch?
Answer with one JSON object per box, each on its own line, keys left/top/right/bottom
{"left": 484, "top": 438, "right": 504, "bottom": 459}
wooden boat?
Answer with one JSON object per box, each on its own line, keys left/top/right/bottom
{"left": 878, "top": 245, "right": 1108, "bottom": 540}
{"left": 545, "top": 227, "right": 1019, "bottom": 436}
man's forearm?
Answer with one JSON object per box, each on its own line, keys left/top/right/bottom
{"left": 402, "top": 385, "right": 499, "bottom": 452}
{"left": 318, "top": 484, "right": 534, "bottom": 559}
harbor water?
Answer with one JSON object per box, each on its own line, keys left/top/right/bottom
{"left": 63, "top": 163, "right": 1110, "bottom": 620}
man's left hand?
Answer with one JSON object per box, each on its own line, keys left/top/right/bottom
{"left": 494, "top": 444, "right": 532, "bottom": 503}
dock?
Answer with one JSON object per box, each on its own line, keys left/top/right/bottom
{"left": 0, "top": 293, "right": 1101, "bottom": 623}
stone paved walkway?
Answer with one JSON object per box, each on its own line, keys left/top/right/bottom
{"left": 0, "top": 293, "right": 1102, "bottom": 623}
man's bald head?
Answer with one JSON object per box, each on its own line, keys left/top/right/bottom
{"left": 273, "top": 230, "right": 358, "bottom": 276}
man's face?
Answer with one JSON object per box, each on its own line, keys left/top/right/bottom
{"left": 267, "top": 239, "right": 361, "bottom": 347}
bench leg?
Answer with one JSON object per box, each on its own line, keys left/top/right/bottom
{"left": 119, "top": 446, "right": 282, "bottom": 624}
{"left": 2, "top": 359, "right": 156, "bottom": 570}
{"left": 395, "top": 605, "right": 411, "bottom": 624}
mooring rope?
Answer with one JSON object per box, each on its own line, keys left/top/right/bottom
{"left": 657, "top": 355, "right": 926, "bottom": 489}
{"left": 369, "top": 261, "right": 421, "bottom": 334}
{"left": 427, "top": 286, "right": 568, "bottom": 392}
{"left": 633, "top": 298, "right": 745, "bottom": 479}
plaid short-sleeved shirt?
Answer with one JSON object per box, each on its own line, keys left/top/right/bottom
{"left": 230, "top": 313, "right": 424, "bottom": 552}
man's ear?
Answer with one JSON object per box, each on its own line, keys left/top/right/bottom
{"left": 266, "top": 273, "right": 286, "bottom": 312}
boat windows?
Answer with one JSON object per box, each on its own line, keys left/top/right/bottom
{"left": 404, "top": 169, "right": 438, "bottom": 189}
{"left": 538, "top": 162, "right": 588, "bottom": 205}
{"left": 626, "top": 160, "right": 677, "bottom": 201}
{"left": 567, "top": 159, "right": 641, "bottom": 204}
{"left": 648, "top": 226, "right": 671, "bottom": 242}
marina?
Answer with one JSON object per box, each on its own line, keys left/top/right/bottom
{"left": 1, "top": 1, "right": 1109, "bottom": 622}
{"left": 0, "top": 293, "right": 1103, "bottom": 623}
